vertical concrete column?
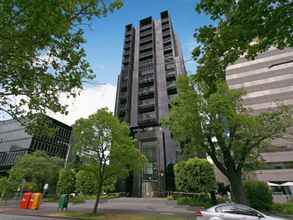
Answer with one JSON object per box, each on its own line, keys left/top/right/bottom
{"left": 130, "top": 28, "right": 140, "bottom": 127}
{"left": 154, "top": 20, "right": 169, "bottom": 121}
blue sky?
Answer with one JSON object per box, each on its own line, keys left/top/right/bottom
{"left": 82, "top": 0, "right": 212, "bottom": 86}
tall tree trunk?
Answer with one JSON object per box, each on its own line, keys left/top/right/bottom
{"left": 93, "top": 181, "right": 103, "bottom": 214}
{"left": 228, "top": 172, "right": 248, "bottom": 205}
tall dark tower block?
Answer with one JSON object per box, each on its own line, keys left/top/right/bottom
{"left": 115, "top": 11, "right": 186, "bottom": 197}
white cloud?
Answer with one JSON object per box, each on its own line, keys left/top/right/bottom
{"left": 49, "top": 84, "right": 117, "bottom": 125}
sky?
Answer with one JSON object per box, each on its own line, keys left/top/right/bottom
{"left": 51, "top": 0, "right": 213, "bottom": 125}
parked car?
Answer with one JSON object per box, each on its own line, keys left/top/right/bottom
{"left": 195, "top": 203, "right": 288, "bottom": 220}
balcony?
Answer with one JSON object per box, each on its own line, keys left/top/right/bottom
{"left": 138, "top": 99, "right": 155, "bottom": 113}
{"left": 139, "top": 74, "right": 155, "bottom": 85}
{"left": 140, "top": 29, "right": 152, "bottom": 38}
{"left": 162, "top": 23, "right": 170, "bottom": 31}
{"left": 164, "top": 44, "right": 172, "bottom": 51}
{"left": 162, "top": 31, "right": 171, "bottom": 38}
{"left": 166, "top": 71, "right": 176, "bottom": 80}
{"left": 138, "top": 112, "right": 157, "bottom": 125}
{"left": 140, "top": 23, "right": 152, "bottom": 31}
{"left": 165, "top": 62, "right": 176, "bottom": 71}
{"left": 139, "top": 87, "right": 155, "bottom": 98}
{"left": 163, "top": 36, "right": 171, "bottom": 43}
{"left": 167, "top": 80, "right": 176, "bottom": 89}
{"left": 140, "top": 36, "right": 153, "bottom": 44}
{"left": 140, "top": 43, "right": 153, "bottom": 51}
{"left": 140, "top": 50, "right": 153, "bottom": 59}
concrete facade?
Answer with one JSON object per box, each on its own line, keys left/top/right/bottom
{"left": 226, "top": 48, "right": 293, "bottom": 184}
{"left": 114, "top": 11, "right": 186, "bottom": 197}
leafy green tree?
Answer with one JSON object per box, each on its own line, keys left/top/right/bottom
{"left": 0, "top": 0, "right": 122, "bottom": 130}
{"left": 73, "top": 108, "right": 145, "bottom": 213}
{"left": 174, "top": 158, "right": 216, "bottom": 193}
{"left": 57, "top": 168, "right": 76, "bottom": 195}
{"left": 9, "top": 151, "right": 63, "bottom": 192}
{"left": 163, "top": 75, "right": 292, "bottom": 204}
{"left": 0, "top": 177, "right": 18, "bottom": 200}
{"left": 193, "top": 0, "right": 293, "bottom": 92}
{"left": 76, "top": 168, "right": 98, "bottom": 195}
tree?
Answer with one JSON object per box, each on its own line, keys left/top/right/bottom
{"left": 163, "top": 75, "right": 292, "bottom": 204}
{"left": 0, "top": 0, "right": 122, "bottom": 130}
{"left": 9, "top": 151, "right": 63, "bottom": 192}
{"left": 57, "top": 168, "right": 76, "bottom": 195}
{"left": 75, "top": 166, "right": 98, "bottom": 195}
{"left": 73, "top": 108, "right": 145, "bottom": 213}
{"left": 193, "top": 0, "right": 293, "bottom": 91}
{"left": 174, "top": 158, "right": 216, "bottom": 193}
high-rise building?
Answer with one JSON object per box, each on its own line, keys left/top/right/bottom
{"left": 226, "top": 48, "right": 293, "bottom": 188}
{"left": 114, "top": 11, "right": 186, "bottom": 197}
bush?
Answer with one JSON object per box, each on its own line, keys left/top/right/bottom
{"left": 176, "top": 194, "right": 212, "bottom": 208}
{"left": 244, "top": 180, "right": 273, "bottom": 211}
{"left": 272, "top": 203, "right": 293, "bottom": 215}
{"left": 57, "top": 169, "right": 76, "bottom": 195}
{"left": 174, "top": 158, "right": 216, "bottom": 193}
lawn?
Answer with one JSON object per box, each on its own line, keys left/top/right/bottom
{"left": 48, "top": 211, "right": 192, "bottom": 220}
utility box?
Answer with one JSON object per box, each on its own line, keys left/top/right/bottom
{"left": 19, "top": 192, "right": 32, "bottom": 209}
{"left": 28, "top": 193, "right": 42, "bottom": 210}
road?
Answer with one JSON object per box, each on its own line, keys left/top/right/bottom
{"left": 0, "top": 214, "right": 61, "bottom": 220}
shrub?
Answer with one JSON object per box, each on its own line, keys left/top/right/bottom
{"left": 176, "top": 194, "right": 212, "bottom": 208}
{"left": 244, "top": 180, "right": 273, "bottom": 211}
{"left": 272, "top": 203, "right": 293, "bottom": 215}
{"left": 174, "top": 158, "right": 216, "bottom": 193}
{"left": 57, "top": 169, "right": 76, "bottom": 195}
{"left": 75, "top": 169, "right": 97, "bottom": 195}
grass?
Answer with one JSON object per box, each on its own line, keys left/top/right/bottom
{"left": 48, "top": 211, "right": 190, "bottom": 220}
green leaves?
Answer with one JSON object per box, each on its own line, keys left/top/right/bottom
{"left": 57, "top": 168, "right": 76, "bottom": 195}
{"left": 0, "top": 0, "right": 122, "bottom": 129}
{"left": 194, "top": 0, "right": 293, "bottom": 88}
{"left": 174, "top": 158, "right": 216, "bottom": 193}
{"left": 9, "top": 151, "right": 63, "bottom": 192}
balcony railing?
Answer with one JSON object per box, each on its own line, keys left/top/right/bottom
{"left": 140, "top": 29, "right": 152, "bottom": 38}
{"left": 139, "top": 87, "right": 154, "bottom": 97}
{"left": 140, "top": 50, "right": 153, "bottom": 59}
{"left": 138, "top": 112, "right": 157, "bottom": 124}
{"left": 166, "top": 71, "right": 176, "bottom": 80}
{"left": 164, "top": 45, "right": 172, "bottom": 51}
{"left": 140, "top": 36, "right": 153, "bottom": 44}
{"left": 167, "top": 80, "right": 176, "bottom": 89}
{"left": 140, "top": 23, "right": 152, "bottom": 31}
{"left": 163, "top": 36, "right": 171, "bottom": 43}
{"left": 140, "top": 43, "right": 153, "bottom": 51}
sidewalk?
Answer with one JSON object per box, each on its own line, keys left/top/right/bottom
{"left": 0, "top": 198, "right": 195, "bottom": 218}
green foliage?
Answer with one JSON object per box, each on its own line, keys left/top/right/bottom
{"left": 174, "top": 158, "right": 216, "bottom": 193}
{"left": 57, "top": 168, "right": 76, "bottom": 195}
{"left": 0, "top": 177, "right": 18, "bottom": 200}
{"left": 193, "top": 0, "right": 293, "bottom": 91}
{"left": 163, "top": 75, "right": 292, "bottom": 203}
{"left": 272, "top": 203, "right": 293, "bottom": 215}
{"left": 73, "top": 108, "right": 145, "bottom": 213}
{"left": 244, "top": 180, "right": 273, "bottom": 211}
{"left": 23, "top": 182, "right": 38, "bottom": 192}
{"left": 0, "top": 0, "right": 122, "bottom": 129}
{"left": 76, "top": 168, "right": 98, "bottom": 195}
{"left": 176, "top": 194, "right": 212, "bottom": 208}
{"left": 9, "top": 151, "right": 63, "bottom": 192}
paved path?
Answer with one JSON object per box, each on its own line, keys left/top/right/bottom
{"left": 0, "top": 197, "right": 195, "bottom": 218}
{"left": 0, "top": 214, "right": 63, "bottom": 220}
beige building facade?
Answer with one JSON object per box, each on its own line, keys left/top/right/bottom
{"left": 226, "top": 48, "right": 293, "bottom": 188}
